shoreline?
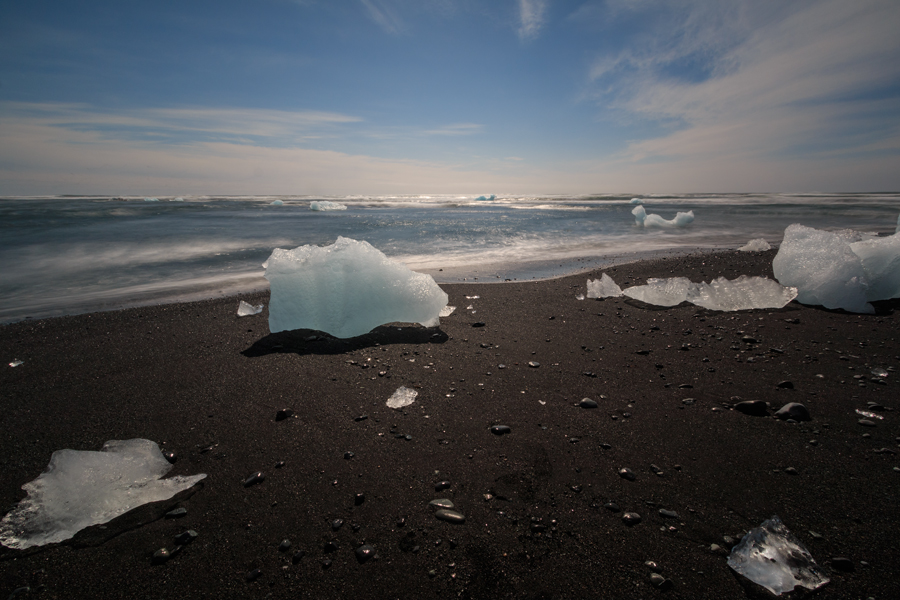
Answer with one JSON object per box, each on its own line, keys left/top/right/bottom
{"left": 1, "top": 248, "right": 898, "bottom": 598}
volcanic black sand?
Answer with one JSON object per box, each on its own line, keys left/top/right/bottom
{"left": 1, "top": 249, "right": 898, "bottom": 599}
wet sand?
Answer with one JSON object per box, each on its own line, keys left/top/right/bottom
{"left": 1, "top": 249, "right": 898, "bottom": 599}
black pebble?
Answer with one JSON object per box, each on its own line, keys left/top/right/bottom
{"left": 435, "top": 481, "right": 452, "bottom": 491}
{"left": 174, "top": 530, "right": 198, "bottom": 545}
{"left": 831, "top": 557, "right": 854, "bottom": 572}
{"left": 579, "top": 398, "right": 598, "bottom": 409}
{"left": 246, "top": 568, "right": 262, "bottom": 582}
{"left": 355, "top": 544, "right": 376, "bottom": 564}
{"left": 331, "top": 519, "right": 344, "bottom": 531}
{"left": 355, "top": 493, "right": 366, "bottom": 505}
{"left": 278, "top": 539, "right": 292, "bottom": 552}
{"left": 472, "top": 322, "right": 486, "bottom": 327}
{"left": 618, "top": 468, "right": 636, "bottom": 481}
{"left": 163, "top": 451, "right": 177, "bottom": 464}
{"left": 622, "top": 512, "right": 642, "bottom": 525}
{"left": 604, "top": 502, "right": 621, "bottom": 512}
{"left": 151, "top": 548, "right": 170, "bottom": 565}
{"left": 275, "top": 408, "right": 294, "bottom": 421}
{"left": 776, "top": 380, "right": 794, "bottom": 389}
{"left": 490, "top": 425, "right": 512, "bottom": 435}
{"left": 292, "top": 550, "right": 305, "bottom": 564}
{"left": 355, "top": 415, "right": 368, "bottom": 421}
{"left": 344, "top": 451, "right": 355, "bottom": 459}
{"left": 321, "top": 558, "right": 332, "bottom": 569}
{"left": 324, "top": 540, "right": 339, "bottom": 553}
{"left": 165, "top": 507, "right": 187, "bottom": 519}
{"left": 243, "top": 472, "right": 265, "bottom": 487}
{"left": 274, "top": 461, "right": 285, "bottom": 468}
{"left": 734, "top": 400, "right": 768, "bottom": 416}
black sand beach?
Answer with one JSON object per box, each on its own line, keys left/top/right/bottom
{"left": 1, "top": 249, "right": 898, "bottom": 599}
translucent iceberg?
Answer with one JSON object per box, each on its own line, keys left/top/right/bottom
{"left": 773, "top": 224, "right": 874, "bottom": 313}
{"left": 475, "top": 195, "right": 496, "bottom": 201}
{"left": 739, "top": 238, "right": 771, "bottom": 252}
{"left": 387, "top": 386, "right": 417, "bottom": 409}
{"left": 632, "top": 205, "right": 694, "bottom": 228}
{"left": 849, "top": 233, "right": 900, "bottom": 302}
{"left": 687, "top": 276, "right": 797, "bottom": 311}
{"left": 0, "top": 439, "right": 206, "bottom": 550}
{"left": 727, "top": 515, "right": 829, "bottom": 596}
{"left": 270, "top": 199, "right": 284, "bottom": 206}
{"left": 309, "top": 201, "right": 347, "bottom": 211}
{"left": 237, "top": 300, "right": 264, "bottom": 316}
{"left": 263, "top": 237, "right": 448, "bottom": 338}
{"left": 586, "top": 273, "right": 623, "bottom": 298}
{"left": 629, "top": 198, "right": 643, "bottom": 205}
{"left": 624, "top": 277, "right": 694, "bottom": 306}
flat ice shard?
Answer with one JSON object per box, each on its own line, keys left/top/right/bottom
{"left": 687, "top": 276, "right": 797, "bottom": 311}
{"left": 387, "top": 386, "right": 417, "bottom": 409}
{"left": 632, "top": 205, "right": 694, "bottom": 228}
{"left": 439, "top": 305, "right": 456, "bottom": 317}
{"left": 586, "top": 273, "right": 623, "bottom": 298}
{"left": 263, "top": 237, "right": 449, "bottom": 338}
{"left": 309, "top": 201, "right": 347, "bottom": 211}
{"left": 0, "top": 439, "right": 206, "bottom": 550}
{"left": 773, "top": 224, "right": 874, "bottom": 313}
{"left": 624, "top": 277, "right": 694, "bottom": 306}
{"left": 727, "top": 515, "right": 829, "bottom": 596}
{"left": 739, "top": 238, "right": 771, "bottom": 252}
{"left": 237, "top": 300, "right": 264, "bottom": 316}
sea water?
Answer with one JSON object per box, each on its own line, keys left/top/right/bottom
{"left": 1, "top": 193, "right": 897, "bottom": 323}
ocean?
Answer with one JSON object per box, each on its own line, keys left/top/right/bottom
{"left": 1, "top": 193, "right": 898, "bottom": 323}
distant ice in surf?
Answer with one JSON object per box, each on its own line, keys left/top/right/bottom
{"left": 586, "top": 273, "right": 623, "bottom": 298}
{"left": 270, "top": 199, "right": 284, "bottom": 206}
{"left": 172, "top": 197, "right": 184, "bottom": 202}
{"left": 237, "top": 301, "right": 264, "bottom": 316}
{"left": 263, "top": 237, "right": 448, "bottom": 338}
{"left": 309, "top": 201, "right": 347, "bottom": 211}
{"left": 631, "top": 205, "right": 694, "bottom": 228}
{"left": 475, "top": 195, "right": 496, "bottom": 201}
{"left": 629, "top": 198, "right": 643, "bottom": 205}
{"left": 0, "top": 439, "right": 206, "bottom": 550}
{"left": 143, "top": 197, "right": 159, "bottom": 202}
{"left": 739, "top": 238, "right": 772, "bottom": 252}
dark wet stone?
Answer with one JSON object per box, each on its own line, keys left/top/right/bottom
{"left": 645, "top": 560, "right": 661, "bottom": 572}
{"left": 355, "top": 493, "right": 366, "bottom": 505}
{"left": 650, "top": 573, "right": 666, "bottom": 587}
{"left": 490, "top": 425, "right": 512, "bottom": 435}
{"left": 858, "top": 419, "right": 877, "bottom": 427}
{"left": 344, "top": 451, "right": 355, "bottom": 459}
{"left": 604, "top": 502, "right": 621, "bottom": 512}
{"left": 742, "top": 336, "right": 758, "bottom": 343}
{"left": 355, "top": 544, "right": 376, "bottom": 564}
{"left": 435, "top": 481, "right": 452, "bottom": 491}
{"left": 678, "top": 384, "right": 693, "bottom": 389}
{"left": 785, "top": 467, "right": 799, "bottom": 475}
{"left": 579, "top": 398, "right": 598, "bottom": 409}
{"left": 246, "top": 568, "right": 262, "bottom": 582}
{"left": 174, "top": 530, "right": 198, "bottom": 545}
{"left": 681, "top": 398, "right": 695, "bottom": 405}
{"left": 321, "top": 559, "right": 332, "bottom": 569}
{"left": 472, "top": 322, "right": 486, "bottom": 327}
{"left": 435, "top": 509, "right": 466, "bottom": 524}
{"left": 278, "top": 539, "right": 292, "bottom": 552}
{"left": 635, "top": 350, "right": 651, "bottom": 355}
{"left": 275, "top": 408, "right": 294, "bottom": 421}
{"left": 618, "top": 467, "right": 636, "bottom": 481}
{"left": 600, "top": 443, "right": 612, "bottom": 449}
{"left": 331, "top": 519, "right": 344, "bottom": 531}
{"left": 243, "top": 472, "right": 265, "bottom": 487}
{"left": 831, "top": 557, "right": 854, "bottom": 572}
{"left": 735, "top": 400, "right": 768, "bottom": 416}
{"left": 622, "top": 512, "right": 641, "bottom": 525}
{"left": 354, "top": 415, "right": 368, "bottom": 421}
{"left": 528, "top": 361, "right": 540, "bottom": 368}
{"left": 776, "top": 380, "right": 794, "bottom": 389}
{"left": 152, "top": 548, "right": 170, "bottom": 565}
{"left": 429, "top": 498, "right": 455, "bottom": 509}
{"left": 659, "top": 509, "right": 679, "bottom": 519}
{"left": 166, "top": 507, "right": 187, "bottom": 519}
{"left": 274, "top": 460, "right": 285, "bottom": 468}
{"left": 292, "top": 550, "right": 305, "bottom": 564}
{"left": 163, "top": 451, "right": 177, "bottom": 464}
{"left": 324, "top": 540, "right": 339, "bottom": 553}
{"left": 775, "top": 402, "right": 811, "bottom": 421}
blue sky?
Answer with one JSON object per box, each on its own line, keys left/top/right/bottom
{"left": 1, "top": 0, "right": 898, "bottom": 194}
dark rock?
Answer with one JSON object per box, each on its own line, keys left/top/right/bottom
{"left": 354, "top": 415, "right": 368, "bottom": 421}
{"left": 528, "top": 361, "right": 540, "bottom": 368}
{"left": 174, "top": 530, "right": 198, "bottom": 545}
{"left": 321, "top": 559, "right": 332, "bottom": 569}
{"left": 472, "top": 322, "right": 486, "bottom": 328}
{"left": 344, "top": 451, "right": 355, "bottom": 459}
{"left": 604, "top": 502, "right": 621, "bottom": 512}
{"left": 246, "top": 568, "right": 262, "bottom": 582}
{"left": 331, "top": 519, "right": 344, "bottom": 531}
{"left": 490, "top": 425, "right": 512, "bottom": 435}
{"left": 776, "top": 380, "right": 794, "bottom": 389}
{"left": 355, "top": 493, "right": 366, "bottom": 505}
{"left": 734, "top": 400, "right": 768, "bottom": 416}
{"left": 831, "top": 557, "right": 854, "bottom": 572}
{"left": 659, "top": 509, "right": 679, "bottom": 519}
{"left": 579, "top": 398, "right": 598, "bottom": 409}
{"left": 278, "top": 539, "right": 292, "bottom": 552}
{"left": 275, "top": 408, "right": 294, "bottom": 421}
{"left": 275, "top": 460, "right": 285, "bottom": 468}
{"left": 784, "top": 467, "right": 799, "bottom": 475}
{"left": 355, "top": 544, "right": 376, "bottom": 564}
{"left": 152, "top": 548, "right": 170, "bottom": 565}
{"left": 435, "top": 481, "right": 452, "bottom": 491}
{"left": 434, "top": 509, "right": 466, "bottom": 524}
{"left": 774, "top": 402, "right": 811, "bottom": 421}
{"left": 324, "top": 540, "right": 339, "bottom": 553}
{"left": 858, "top": 419, "right": 877, "bottom": 427}
{"left": 618, "top": 467, "right": 636, "bottom": 481}
{"left": 243, "top": 472, "right": 265, "bottom": 487}
{"left": 163, "top": 451, "right": 177, "bottom": 464}
{"left": 165, "top": 507, "right": 187, "bottom": 519}
{"left": 292, "top": 550, "right": 305, "bottom": 564}
{"left": 622, "top": 512, "right": 641, "bottom": 525}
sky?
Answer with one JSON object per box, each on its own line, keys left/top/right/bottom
{"left": 1, "top": 0, "right": 898, "bottom": 195}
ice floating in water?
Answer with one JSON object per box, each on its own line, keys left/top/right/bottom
{"left": 9, "top": 359, "right": 23, "bottom": 367}
{"left": 237, "top": 300, "right": 264, "bottom": 316}
{"left": 632, "top": 205, "right": 694, "bottom": 228}
{"left": 629, "top": 198, "right": 643, "bottom": 205}
{"left": 309, "top": 201, "right": 347, "bottom": 211}
{"left": 387, "top": 386, "right": 418, "bottom": 409}
{"left": 475, "top": 195, "right": 496, "bottom": 201}
{"left": 609, "top": 275, "right": 796, "bottom": 311}
{"left": 270, "top": 199, "right": 284, "bottom": 206}
{"left": 263, "top": 237, "right": 448, "bottom": 338}
{"left": 586, "top": 273, "right": 623, "bottom": 298}
{"left": 0, "top": 439, "right": 206, "bottom": 550}
{"left": 439, "top": 305, "right": 456, "bottom": 317}
{"left": 172, "top": 197, "right": 184, "bottom": 202}
{"left": 739, "top": 238, "right": 772, "bottom": 252}
{"left": 773, "top": 223, "right": 900, "bottom": 313}
{"left": 143, "top": 197, "right": 159, "bottom": 202}
{"left": 727, "top": 515, "right": 829, "bottom": 596}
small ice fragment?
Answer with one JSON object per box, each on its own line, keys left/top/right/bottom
{"left": 439, "top": 305, "right": 456, "bottom": 317}
{"left": 237, "top": 301, "right": 264, "bottom": 316}
{"left": 465, "top": 295, "right": 480, "bottom": 299}
{"left": 309, "top": 201, "right": 347, "bottom": 211}
{"left": 270, "top": 199, "right": 284, "bottom": 206}
{"left": 629, "top": 198, "right": 643, "bottom": 205}
{"left": 854, "top": 409, "right": 884, "bottom": 420}
{"left": 739, "top": 238, "right": 772, "bottom": 252}
{"left": 624, "top": 277, "right": 693, "bottom": 306}
{"left": 871, "top": 367, "right": 888, "bottom": 378}
{"left": 575, "top": 294, "right": 585, "bottom": 300}
{"left": 387, "top": 386, "right": 417, "bottom": 409}
{"left": 632, "top": 205, "right": 694, "bottom": 228}
{"left": 687, "top": 276, "right": 797, "bottom": 311}
{"left": 727, "top": 515, "right": 829, "bottom": 596}
{"left": 9, "top": 359, "right": 23, "bottom": 367}
{"left": 586, "top": 273, "right": 623, "bottom": 299}
{"left": 0, "top": 439, "right": 206, "bottom": 550}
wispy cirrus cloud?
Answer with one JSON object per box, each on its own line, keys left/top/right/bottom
{"left": 360, "top": 0, "right": 405, "bottom": 34}
{"left": 517, "top": 0, "right": 548, "bottom": 41}
{"left": 423, "top": 123, "right": 483, "bottom": 136}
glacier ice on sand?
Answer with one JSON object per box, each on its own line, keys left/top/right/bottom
{"left": 387, "top": 386, "right": 418, "bottom": 409}
{"left": 631, "top": 205, "right": 694, "bottom": 228}
{"left": 600, "top": 274, "right": 796, "bottom": 311}
{"left": 739, "top": 238, "right": 771, "bottom": 252}
{"left": 624, "top": 277, "right": 694, "bottom": 306}
{"left": 727, "top": 515, "right": 829, "bottom": 596}
{"left": 586, "top": 273, "right": 623, "bottom": 298}
{"left": 0, "top": 439, "right": 206, "bottom": 550}
{"left": 237, "top": 300, "right": 264, "bottom": 316}
{"left": 263, "top": 237, "right": 448, "bottom": 338}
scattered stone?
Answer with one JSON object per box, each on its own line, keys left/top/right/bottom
{"left": 174, "top": 530, "right": 198, "bottom": 545}
{"left": 275, "top": 408, "right": 294, "bottom": 421}
{"left": 435, "top": 481, "right": 451, "bottom": 491}
{"left": 344, "top": 451, "right": 354, "bottom": 459}
{"left": 355, "top": 544, "right": 376, "bottom": 564}
{"left": 681, "top": 398, "right": 695, "bottom": 405}
{"left": 292, "top": 550, "right": 305, "bottom": 564}
{"left": 579, "top": 398, "right": 598, "bottom": 409}
{"left": 776, "top": 380, "right": 794, "bottom": 389}
{"left": 331, "top": 519, "right": 344, "bottom": 531}
{"left": 323, "top": 540, "right": 339, "bottom": 553}
{"left": 490, "top": 425, "right": 512, "bottom": 435}
{"left": 858, "top": 419, "right": 877, "bottom": 427}
{"left": 659, "top": 509, "right": 679, "bottom": 519}
{"left": 650, "top": 573, "right": 672, "bottom": 589}
{"left": 355, "top": 493, "right": 366, "bottom": 505}
{"left": 321, "top": 559, "right": 332, "bottom": 569}
{"left": 472, "top": 322, "right": 486, "bottom": 328}
{"left": 528, "top": 361, "right": 540, "bottom": 368}
{"left": 735, "top": 400, "right": 769, "bottom": 416}
{"left": 775, "top": 403, "right": 811, "bottom": 421}
{"left": 604, "top": 502, "right": 621, "bottom": 512}
{"left": 784, "top": 467, "right": 799, "bottom": 475}
{"left": 618, "top": 468, "right": 636, "bottom": 481}
{"left": 354, "top": 415, "right": 368, "bottom": 422}
{"left": 622, "top": 512, "right": 641, "bottom": 525}
{"left": 645, "top": 560, "right": 661, "bottom": 572}
{"left": 152, "top": 548, "right": 170, "bottom": 565}
{"left": 246, "top": 568, "right": 262, "bottom": 582}
{"left": 243, "top": 472, "right": 265, "bottom": 487}
{"left": 166, "top": 507, "right": 187, "bottom": 519}
{"left": 274, "top": 461, "right": 285, "bottom": 468}
{"left": 278, "top": 539, "right": 292, "bottom": 552}
{"left": 163, "top": 451, "right": 177, "bottom": 464}
{"left": 831, "top": 557, "right": 854, "bottom": 572}
{"left": 429, "top": 498, "right": 455, "bottom": 509}
{"left": 435, "top": 509, "right": 466, "bottom": 524}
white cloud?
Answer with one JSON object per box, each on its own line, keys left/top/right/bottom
{"left": 518, "top": 0, "right": 547, "bottom": 41}
{"left": 360, "top": 0, "right": 405, "bottom": 34}
{"left": 423, "top": 123, "right": 483, "bottom": 136}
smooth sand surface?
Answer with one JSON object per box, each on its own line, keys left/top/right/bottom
{"left": 1, "top": 249, "right": 898, "bottom": 599}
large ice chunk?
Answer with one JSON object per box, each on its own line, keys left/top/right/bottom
{"left": 309, "top": 201, "right": 347, "bottom": 211}
{"left": 586, "top": 273, "right": 623, "bottom": 298}
{"left": 739, "top": 238, "right": 771, "bottom": 252}
{"left": 687, "top": 276, "right": 797, "bottom": 311}
{"left": 0, "top": 439, "right": 206, "bottom": 550}
{"left": 727, "top": 515, "right": 829, "bottom": 596}
{"left": 624, "top": 277, "right": 694, "bottom": 306}
{"left": 263, "top": 237, "right": 449, "bottom": 338}
{"left": 632, "top": 205, "right": 694, "bottom": 228}
{"left": 849, "top": 233, "right": 900, "bottom": 301}
{"left": 773, "top": 224, "right": 874, "bottom": 313}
